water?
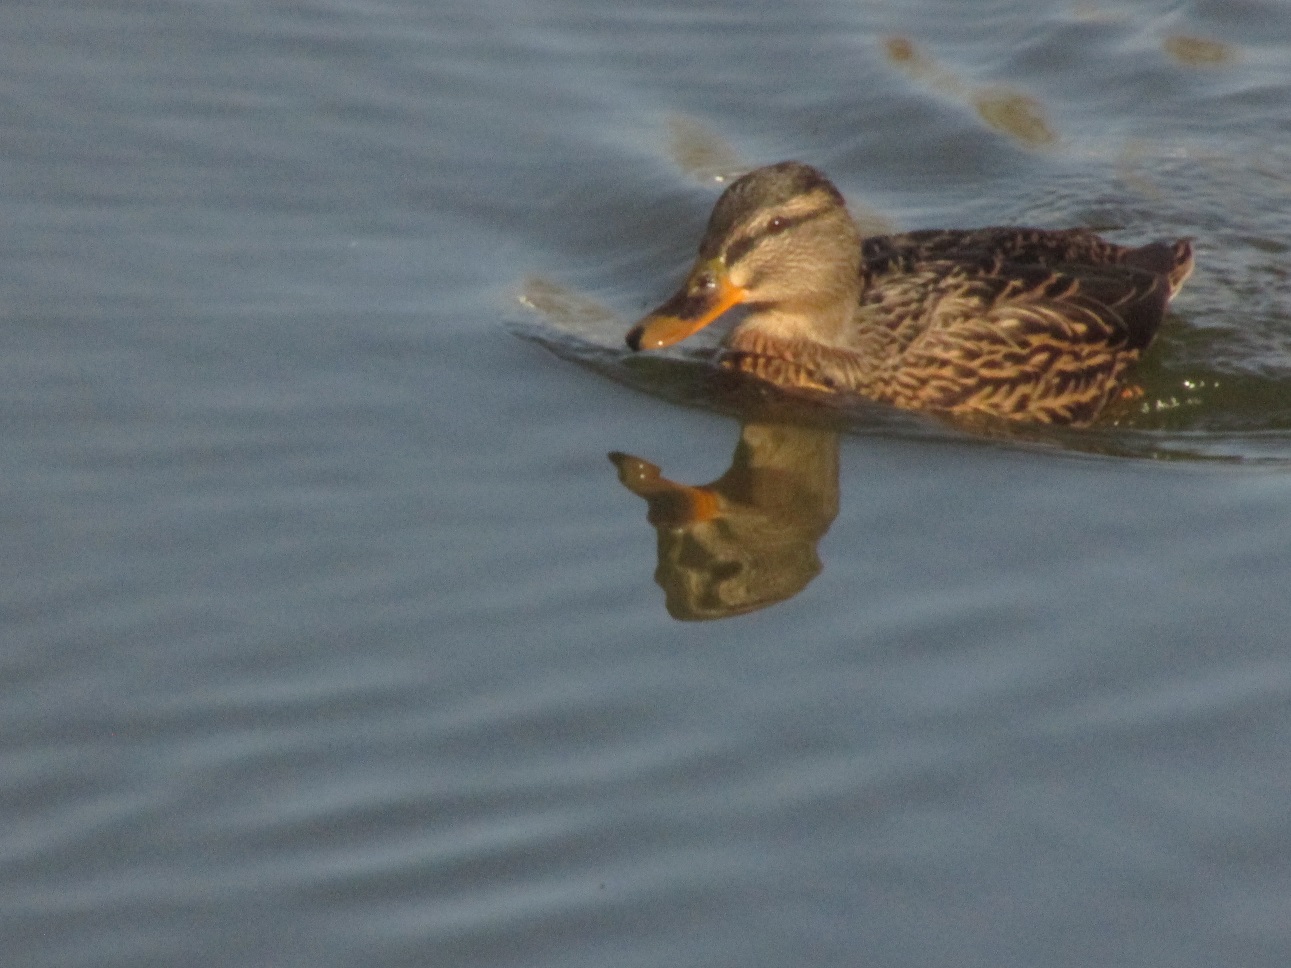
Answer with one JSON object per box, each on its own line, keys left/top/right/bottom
{"left": 5, "top": 0, "right": 1291, "bottom": 965}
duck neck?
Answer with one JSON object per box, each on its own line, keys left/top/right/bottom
{"left": 737, "top": 298, "right": 856, "bottom": 348}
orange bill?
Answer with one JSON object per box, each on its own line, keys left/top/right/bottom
{"left": 626, "top": 262, "right": 748, "bottom": 351}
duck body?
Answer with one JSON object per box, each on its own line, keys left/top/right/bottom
{"left": 626, "top": 162, "right": 1194, "bottom": 426}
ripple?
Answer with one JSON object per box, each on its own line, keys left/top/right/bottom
{"left": 515, "top": 276, "right": 1291, "bottom": 464}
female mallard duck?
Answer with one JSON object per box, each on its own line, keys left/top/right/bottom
{"left": 626, "top": 161, "right": 1194, "bottom": 425}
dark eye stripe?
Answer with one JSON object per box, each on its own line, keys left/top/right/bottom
{"left": 723, "top": 207, "right": 831, "bottom": 267}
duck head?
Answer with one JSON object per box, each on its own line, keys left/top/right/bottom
{"left": 626, "top": 161, "right": 863, "bottom": 352}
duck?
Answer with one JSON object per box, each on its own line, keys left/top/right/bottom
{"left": 625, "top": 161, "right": 1194, "bottom": 425}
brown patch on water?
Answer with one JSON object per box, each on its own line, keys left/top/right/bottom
{"left": 665, "top": 114, "right": 747, "bottom": 184}
{"left": 517, "top": 276, "right": 622, "bottom": 342}
{"left": 884, "top": 37, "right": 917, "bottom": 64}
{"left": 883, "top": 36, "right": 962, "bottom": 94}
{"left": 883, "top": 36, "right": 1058, "bottom": 149}
{"left": 1164, "top": 34, "right": 1235, "bottom": 67}
{"left": 974, "top": 90, "right": 1058, "bottom": 147}
{"left": 659, "top": 113, "right": 896, "bottom": 235}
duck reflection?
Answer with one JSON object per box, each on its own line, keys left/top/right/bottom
{"left": 610, "top": 422, "right": 839, "bottom": 620}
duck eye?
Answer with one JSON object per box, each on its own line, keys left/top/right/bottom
{"left": 693, "top": 272, "right": 717, "bottom": 293}
{"left": 766, "top": 216, "right": 788, "bottom": 235}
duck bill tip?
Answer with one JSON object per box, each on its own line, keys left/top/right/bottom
{"left": 626, "top": 313, "right": 712, "bottom": 351}
{"left": 625, "top": 276, "right": 747, "bottom": 352}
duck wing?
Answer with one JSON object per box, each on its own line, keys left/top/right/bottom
{"left": 862, "top": 227, "right": 1194, "bottom": 299}
{"left": 857, "top": 256, "right": 1174, "bottom": 425}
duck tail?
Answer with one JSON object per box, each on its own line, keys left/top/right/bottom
{"left": 1124, "top": 238, "right": 1195, "bottom": 301}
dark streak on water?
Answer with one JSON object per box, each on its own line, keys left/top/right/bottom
{"left": 5, "top": 1, "right": 1291, "bottom": 966}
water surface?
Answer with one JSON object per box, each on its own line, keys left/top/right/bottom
{"left": 5, "top": 0, "right": 1291, "bottom": 966}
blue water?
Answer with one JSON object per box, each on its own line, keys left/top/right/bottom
{"left": 5, "top": 0, "right": 1291, "bottom": 965}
